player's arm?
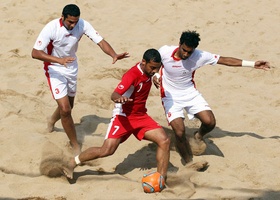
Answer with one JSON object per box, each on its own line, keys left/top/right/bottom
{"left": 217, "top": 56, "right": 242, "bottom": 66}
{"left": 218, "top": 56, "right": 270, "bottom": 70}
{"left": 31, "top": 48, "right": 75, "bottom": 67}
{"left": 111, "top": 92, "right": 133, "bottom": 103}
{"left": 97, "top": 39, "right": 129, "bottom": 64}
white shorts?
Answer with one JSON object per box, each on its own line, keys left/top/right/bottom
{"left": 162, "top": 90, "right": 211, "bottom": 123}
{"left": 45, "top": 66, "right": 77, "bottom": 99}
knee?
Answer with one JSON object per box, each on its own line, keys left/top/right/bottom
{"left": 158, "top": 136, "right": 171, "bottom": 151}
{"left": 173, "top": 128, "right": 185, "bottom": 139}
{"left": 163, "top": 136, "right": 171, "bottom": 148}
{"left": 59, "top": 106, "right": 72, "bottom": 117}
{"left": 202, "top": 115, "right": 216, "bottom": 129}
{"left": 173, "top": 129, "right": 186, "bottom": 142}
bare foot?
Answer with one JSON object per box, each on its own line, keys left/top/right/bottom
{"left": 47, "top": 117, "right": 55, "bottom": 133}
{"left": 62, "top": 158, "right": 76, "bottom": 179}
{"left": 189, "top": 136, "right": 207, "bottom": 156}
{"left": 186, "top": 160, "right": 208, "bottom": 171}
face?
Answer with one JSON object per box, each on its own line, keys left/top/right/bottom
{"left": 61, "top": 15, "right": 79, "bottom": 30}
{"left": 142, "top": 60, "right": 162, "bottom": 77}
{"left": 177, "top": 43, "right": 194, "bottom": 60}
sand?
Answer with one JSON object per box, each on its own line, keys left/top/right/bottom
{"left": 0, "top": 0, "right": 280, "bottom": 199}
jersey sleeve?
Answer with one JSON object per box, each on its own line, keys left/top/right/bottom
{"left": 158, "top": 45, "right": 169, "bottom": 57}
{"left": 33, "top": 21, "right": 54, "bottom": 51}
{"left": 114, "top": 70, "right": 135, "bottom": 95}
{"left": 201, "top": 50, "right": 220, "bottom": 66}
{"left": 83, "top": 20, "right": 103, "bottom": 44}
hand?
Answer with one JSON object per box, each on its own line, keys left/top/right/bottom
{"left": 152, "top": 75, "right": 161, "bottom": 89}
{"left": 59, "top": 57, "right": 76, "bottom": 67}
{"left": 112, "top": 52, "right": 130, "bottom": 64}
{"left": 113, "top": 96, "right": 133, "bottom": 104}
{"left": 254, "top": 60, "right": 270, "bottom": 70}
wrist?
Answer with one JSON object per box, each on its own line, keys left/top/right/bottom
{"left": 153, "top": 73, "right": 160, "bottom": 79}
{"left": 242, "top": 60, "right": 255, "bottom": 67}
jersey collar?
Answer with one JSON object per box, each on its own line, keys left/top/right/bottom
{"left": 172, "top": 47, "right": 181, "bottom": 61}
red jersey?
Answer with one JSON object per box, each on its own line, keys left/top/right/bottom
{"left": 113, "top": 63, "right": 151, "bottom": 116}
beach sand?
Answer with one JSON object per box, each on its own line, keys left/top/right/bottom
{"left": 0, "top": 0, "right": 280, "bottom": 199}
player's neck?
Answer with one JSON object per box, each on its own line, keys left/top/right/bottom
{"left": 174, "top": 50, "right": 181, "bottom": 60}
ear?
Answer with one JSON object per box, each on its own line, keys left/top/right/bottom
{"left": 141, "top": 59, "right": 147, "bottom": 65}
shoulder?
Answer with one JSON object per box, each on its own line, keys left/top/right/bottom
{"left": 126, "top": 64, "right": 140, "bottom": 76}
{"left": 190, "top": 49, "right": 220, "bottom": 65}
{"left": 159, "top": 45, "right": 177, "bottom": 55}
{"left": 45, "top": 18, "right": 60, "bottom": 27}
{"left": 159, "top": 45, "right": 175, "bottom": 52}
{"left": 39, "top": 18, "right": 60, "bottom": 37}
{"left": 41, "top": 18, "right": 61, "bottom": 32}
{"left": 78, "top": 18, "right": 92, "bottom": 27}
{"left": 123, "top": 64, "right": 142, "bottom": 80}
{"left": 192, "top": 49, "right": 213, "bottom": 58}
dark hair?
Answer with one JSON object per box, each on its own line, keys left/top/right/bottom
{"left": 143, "top": 48, "right": 161, "bottom": 63}
{"left": 62, "top": 4, "right": 80, "bottom": 18}
{"left": 179, "top": 30, "right": 201, "bottom": 48}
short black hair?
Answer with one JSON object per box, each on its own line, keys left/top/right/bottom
{"left": 62, "top": 4, "right": 80, "bottom": 18}
{"left": 179, "top": 30, "right": 201, "bottom": 48}
{"left": 143, "top": 48, "right": 161, "bottom": 63}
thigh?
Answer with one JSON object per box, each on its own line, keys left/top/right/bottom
{"left": 47, "top": 72, "right": 68, "bottom": 99}
{"left": 68, "top": 96, "right": 75, "bottom": 108}
{"left": 66, "top": 73, "right": 77, "bottom": 97}
{"left": 186, "top": 93, "right": 211, "bottom": 119}
{"left": 195, "top": 110, "right": 215, "bottom": 125}
{"left": 144, "top": 127, "right": 168, "bottom": 144}
{"left": 56, "top": 95, "right": 71, "bottom": 111}
{"left": 169, "top": 117, "right": 185, "bottom": 135}
{"left": 132, "top": 114, "right": 162, "bottom": 141}
{"left": 105, "top": 115, "right": 133, "bottom": 142}
{"left": 162, "top": 97, "right": 185, "bottom": 123}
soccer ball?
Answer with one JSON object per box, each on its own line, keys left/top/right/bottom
{"left": 142, "top": 171, "right": 165, "bottom": 193}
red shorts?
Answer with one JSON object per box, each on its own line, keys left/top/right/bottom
{"left": 105, "top": 114, "right": 161, "bottom": 143}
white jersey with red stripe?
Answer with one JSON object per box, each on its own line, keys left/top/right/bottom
{"left": 159, "top": 45, "right": 220, "bottom": 99}
{"left": 33, "top": 18, "right": 103, "bottom": 74}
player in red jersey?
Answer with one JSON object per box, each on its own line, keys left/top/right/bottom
{"left": 63, "top": 49, "right": 170, "bottom": 181}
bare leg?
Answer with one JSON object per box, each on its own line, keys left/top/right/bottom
{"left": 56, "top": 96, "right": 80, "bottom": 155}
{"left": 170, "top": 118, "right": 193, "bottom": 164}
{"left": 191, "top": 110, "right": 216, "bottom": 155}
{"left": 144, "top": 128, "right": 170, "bottom": 179}
{"left": 63, "top": 138, "right": 120, "bottom": 179}
{"left": 47, "top": 106, "right": 60, "bottom": 132}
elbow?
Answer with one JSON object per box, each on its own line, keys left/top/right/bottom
{"left": 31, "top": 48, "right": 39, "bottom": 59}
{"left": 111, "top": 94, "right": 115, "bottom": 102}
{"left": 31, "top": 49, "right": 36, "bottom": 59}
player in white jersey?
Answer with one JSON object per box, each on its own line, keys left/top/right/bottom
{"left": 153, "top": 30, "right": 270, "bottom": 164}
{"left": 31, "top": 4, "right": 129, "bottom": 155}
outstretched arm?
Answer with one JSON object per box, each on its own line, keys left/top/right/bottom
{"left": 218, "top": 56, "right": 270, "bottom": 70}
{"left": 98, "top": 39, "right": 129, "bottom": 64}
